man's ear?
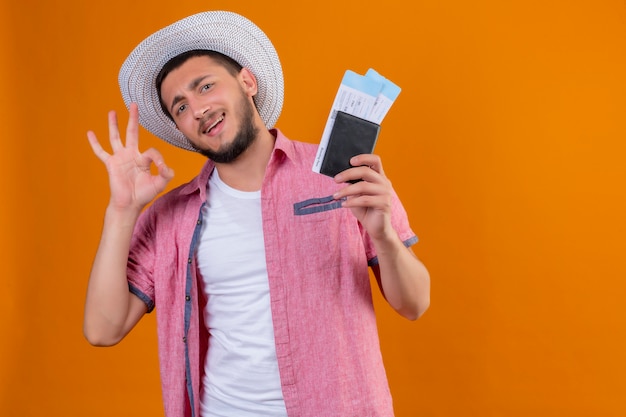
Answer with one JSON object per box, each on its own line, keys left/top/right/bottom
{"left": 239, "top": 68, "right": 258, "bottom": 97}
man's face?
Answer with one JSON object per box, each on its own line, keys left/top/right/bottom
{"left": 159, "top": 55, "right": 260, "bottom": 163}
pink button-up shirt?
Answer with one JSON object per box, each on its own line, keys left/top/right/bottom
{"left": 127, "top": 130, "right": 417, "bottom": 417}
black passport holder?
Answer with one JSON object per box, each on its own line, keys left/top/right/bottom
{"left": 319, "top": 111, "right": 381, "bottom": 180}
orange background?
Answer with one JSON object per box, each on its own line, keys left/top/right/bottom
{"left": 2, "top": 0, "right": 625, "bottom": 416}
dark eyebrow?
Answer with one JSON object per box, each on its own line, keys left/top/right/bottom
{"left": 168, "top": 75, "right": 211, "bottom": 115}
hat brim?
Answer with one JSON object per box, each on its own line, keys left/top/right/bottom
{"left": 118, "top": 11, "right": 284, "bottom": 152}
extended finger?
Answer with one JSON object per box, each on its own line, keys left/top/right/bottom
{"left": 108, "top": 110, "right": 124, "bottom": 152}
{"left": 86, "top": 130, "right": 110, "bottom": 163}
{"left": 125, "top": 103, "right": 140, "bottom": 149}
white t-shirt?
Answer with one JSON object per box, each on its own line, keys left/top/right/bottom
{"left": 196, "top": 169, "right": 287, "bottom": 417}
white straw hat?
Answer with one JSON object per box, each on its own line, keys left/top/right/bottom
{"left": 118, "top": 10, "right": 284, "bottom": 151}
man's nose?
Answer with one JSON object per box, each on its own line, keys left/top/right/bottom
{"left": 192, "top": 100, "right": 211, "bottom": 119}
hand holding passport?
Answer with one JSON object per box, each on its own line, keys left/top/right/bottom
{"left": 312, "top": 69, "right": 401, "bottom": 179}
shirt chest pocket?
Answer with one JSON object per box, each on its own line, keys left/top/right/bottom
{"left": 293, "top": 195, "right": 344, "bottom": 222}
{"left": 290, "top": 195, "right": 353, "bottom": 273}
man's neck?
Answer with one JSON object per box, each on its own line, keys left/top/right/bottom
{"left": 213, "top": 128, "right": 276, "bottom": 192}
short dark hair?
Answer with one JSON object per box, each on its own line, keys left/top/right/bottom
{"left": 155, "top": 50, "right": 243, "bottom": 120}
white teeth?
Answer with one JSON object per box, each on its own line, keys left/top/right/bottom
{"left": 204, "top": 115, "right": 224, "bottom": 134}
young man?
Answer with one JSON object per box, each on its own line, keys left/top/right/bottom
{"left": 84, "top": 10, "right": 430, "bottom": 417}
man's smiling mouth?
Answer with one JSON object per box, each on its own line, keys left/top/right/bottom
{"left": 202, "top": 114, "right": 225, "bottom": 134}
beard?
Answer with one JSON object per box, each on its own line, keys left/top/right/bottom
{"left": 193, "top": 91, "right": 259, "bottom": 164}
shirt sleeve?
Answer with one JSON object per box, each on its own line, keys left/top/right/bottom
{"left": 127, "top": 207, "right": 157, "bottom": 312}
{"left": 362, "top": 189, "right": 418, "bottom": 266}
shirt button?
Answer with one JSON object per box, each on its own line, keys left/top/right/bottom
{"left": 185, "top": 295, "right": 191, "bottom": 301}
{"left": 197, "top": 219, "right": 202, "bottom": 225}
{"left": 182, "top": 337, "right": 187, "bottom": 343}
{"left": 187, "top": 258, "right": 192, "bottom": 264}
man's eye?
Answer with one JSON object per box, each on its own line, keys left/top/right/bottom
{"left": 201, "top": 83, "right": 212, "bottom": 92}
{"left": 176, "top": 104, "right": 187, "bottom": 114}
